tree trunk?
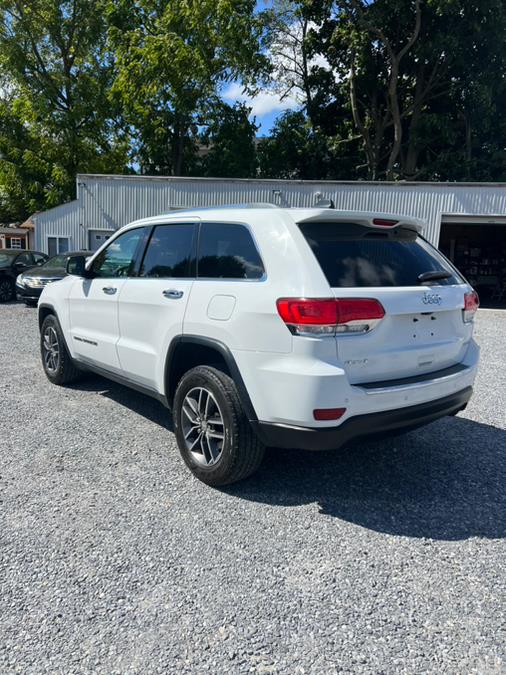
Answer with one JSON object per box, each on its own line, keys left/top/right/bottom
{"left": 349, "top": 58, "right": 377, "bottom": 179}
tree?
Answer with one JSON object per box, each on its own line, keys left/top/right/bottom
{"left": 305, "top": 0, "right": 506, "bottom": 181}
{"left": 258, "top": 110, "right": 333, "bottom": 179}
{"left": 0, "top": 0, "right": 128, "bottom": 221}
{"left": 107, "top": 0, "right": 267, "bottom": 176}
{"left": 199, "top": 103, "right": 258, "bottom": 178}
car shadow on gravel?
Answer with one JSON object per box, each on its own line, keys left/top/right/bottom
{"left": 225, "top": 416, "right": 506, "bottom": 541}
{"left": 68, "top": 375, "right": 173, "bottom": 431}
{"left": 68, "top": 376, "right": 505, "bottom": 541}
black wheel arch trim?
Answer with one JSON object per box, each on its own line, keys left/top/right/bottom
{"left": 164, "top": 335, "right": 258, "bottom": 422}
{"left": 38, "top": 302, "right": 57, "bottom": 330}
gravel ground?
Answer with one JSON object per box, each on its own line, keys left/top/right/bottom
{"left": 1, "top": 302, "right": 505, "bottom": 674}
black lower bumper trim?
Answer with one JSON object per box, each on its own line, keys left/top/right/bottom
{"left": 17, "top": 287, "right": 42, "bottom": 300}
{"left": 252, "top": 387, "right": 473, "bottom": 451}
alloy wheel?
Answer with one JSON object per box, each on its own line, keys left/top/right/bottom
{"left": 181, "top": 387, "right": 225, "bottom": 467}
{"left": 42, "top": 326, "right": 60, "bottom": 374}
{"left": 0, "top": 279, "right": 13, "bottom": 302}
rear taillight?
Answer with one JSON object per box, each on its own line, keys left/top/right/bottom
{"left": 276, "top": 298, "right": 385, "bottom": 336}
{"left": 463, "top": 290, "right": 479, "bottom": 323}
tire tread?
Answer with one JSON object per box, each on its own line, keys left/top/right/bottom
{"left": 173, "top": 365, "right": 264, "bottom": 486}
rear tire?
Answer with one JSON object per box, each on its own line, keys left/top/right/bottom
{"left": 0, "top": 277, "right": 15, "bottom": 303}
{"left": 40, "top": 314, "right": 81, "bottom": 385}
{"left": 173, "top": 365, "right": 265, "bottom": 486}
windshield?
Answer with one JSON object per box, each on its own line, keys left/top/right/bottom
{"left": 40, "top": 254, "right": 67, "bottom": 271}
{"left": 298, "top": 222, "right": 463, "bottom": 287}
{"left": 0, "top": 251, "right": 18, "bottom": 265}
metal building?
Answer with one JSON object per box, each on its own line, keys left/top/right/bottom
{"left": 33, "top": 174, "right": 506, "bottom": 301}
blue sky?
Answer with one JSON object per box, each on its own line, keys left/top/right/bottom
{"left": 221, "top": 81, "right": 300, "bottom": 136}
{"left": 221, "top": 0, "right": 300, "bottom": 135}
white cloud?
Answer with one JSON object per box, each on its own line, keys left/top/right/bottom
{"left": 222, "top": 82, "right": 300, "bottom": 117}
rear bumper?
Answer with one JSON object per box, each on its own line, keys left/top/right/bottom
{"left": 252, "top": 387, "right": 472, "bottom": 451}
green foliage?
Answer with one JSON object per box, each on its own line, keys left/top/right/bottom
{"left": 0, "top": 0, "right": 129, "bottom": 222}
{"left": 258, "top": 110, "right": 328, "bottom": 179}
{"left": 107, "top": 0, "right": 267, "bottom": 176}
{"left": 297, "top": 0, "right": 506, "bottom": 181}
{"left": 198, "top": 103, "right": 258, "bottom": 179}
{"left": 0, "top": 0, "right": 505, "bottom": 224}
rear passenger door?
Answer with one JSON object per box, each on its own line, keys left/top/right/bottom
{"left": 116, "top": 221, "right": 197, "bottom": 390}
{"left": 183, "top": 221, "right": 269, "bottom": 352}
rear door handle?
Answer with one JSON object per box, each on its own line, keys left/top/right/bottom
{"left": 163, "top": 289, "right": 184, "bottom": 299}
{"left": 102, "top": 286, "right": 117, "bottom": 295}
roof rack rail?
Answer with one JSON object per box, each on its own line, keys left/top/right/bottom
{"left": 165, "top": 202, "right": 281, "bottom": 214}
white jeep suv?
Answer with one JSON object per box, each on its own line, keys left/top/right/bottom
{"left": 38, "top": 205, "right": 480, "bottom": 486}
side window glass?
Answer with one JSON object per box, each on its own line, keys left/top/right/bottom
{"left": 33, "top": 254, "right": 47, "bottom": 265}
{"left": 92, "top": 227, "right": 148, "bottom": 278}
{"left": 15, "top": 252, "right": 33, "bottom": 266}
{"left": 197, "top": 223, "right": 264, "bottom": 280}
{"left": 140, "top": 224, "right": 196, "bottom": 278}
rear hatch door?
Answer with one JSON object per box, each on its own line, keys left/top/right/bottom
{"left": 297, "top": 218, "right": 471, "bottom": 384}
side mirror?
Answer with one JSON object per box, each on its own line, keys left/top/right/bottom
{"left": 66, "top": 255, "right": 92, "bottom": 277}
{"left": 14, "top": 261, "right": 26, "bottom": 270}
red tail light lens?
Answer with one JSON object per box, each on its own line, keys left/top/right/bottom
{"left": 276, "top": 298, "right": 338, "bottom": 325}
{"left": 372, "top": 218, "right": 399, "bottom": 227}
{"left": 334, "top": 298, "right": 385, "bottom": 326}
{"left": 276, "top": 298, "right": 385, "bottom": 336}
{"left": 463, "top": 290, "right": 479, "bottom": 323}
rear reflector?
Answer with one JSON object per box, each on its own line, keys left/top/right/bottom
{"left": 372, "top": 218, "right": 399, "bottom": 227}
{"left": 463, "top": 290, "right": 479, "bottom": 323}
{"left": 276, "top": 298, "right": 385, "bottom": 336}
{"left": 314, "top": 407, "right": 346, "bottom": 421}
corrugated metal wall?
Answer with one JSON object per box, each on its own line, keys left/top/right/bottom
{"left": 34, "top": 200, "right": 82, "bottom": 251}
{"left": 34, "top": 174, "right": 506, "bottom": 252}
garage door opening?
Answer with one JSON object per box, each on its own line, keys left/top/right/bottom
{"left": 439, "top": 220, "right": 506, "bottom": 308}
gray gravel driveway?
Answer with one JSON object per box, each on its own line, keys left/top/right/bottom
{"left": 1, "top": 303, "right": 505, "bottom": 674}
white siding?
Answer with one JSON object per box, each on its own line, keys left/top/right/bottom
{"left": 33, "top": 174, "right": 506, "bottom": 252}
{"left": 34, "top": 200, "right": 81, "bottom": 251}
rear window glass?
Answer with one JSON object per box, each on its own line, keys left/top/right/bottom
{"left": 198, "top": 223, "right": 264, "bottom": 280}
{"left": 298, "top": 222, "right": 463, "bottom": 287}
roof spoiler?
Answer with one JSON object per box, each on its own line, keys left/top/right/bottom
{"left": 296, "top": 210, "right": 426, "bottom": 234}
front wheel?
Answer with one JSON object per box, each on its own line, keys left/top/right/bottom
{"left": 173, "top": 366, "right": 265, "bottom": 486}
{"left": 40, "top": 314, "right": 81, "bottom": 385}
{"left": 0, "top": 277, "right": 15, "bottom": 303}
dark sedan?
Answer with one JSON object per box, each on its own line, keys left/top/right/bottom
{"left": 16, "top": 251, "right": 91, "bottom": 306}
{"left": 0, "top": 250, "right": 48, "bottom": 303}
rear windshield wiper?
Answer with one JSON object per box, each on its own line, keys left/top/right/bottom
{"left": 417, "top": 270, "right": 452, "bottom": 283}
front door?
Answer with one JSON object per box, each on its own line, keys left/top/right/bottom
{"left": 69, "top": 227, "right": 149, "bottom": 371}
{"left": 117, "top": 221, "right": 197, "bottom": 390}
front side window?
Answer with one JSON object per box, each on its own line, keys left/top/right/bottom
{"left": 140, "top": 224, "right": 196, "bottom": 278}
{"left": 197, "top": 223, "right": 264, "bottom": 280}
{"left": 15, "top": 252, "right": 33, "bottom": 266}
{"left": 298, "top": 222, "right": 463, "bottom": 287}
{"left": 91, "top": 227, "right": 148, "bottom": 278}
